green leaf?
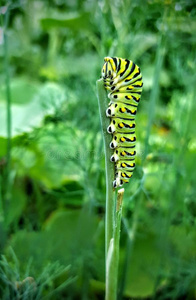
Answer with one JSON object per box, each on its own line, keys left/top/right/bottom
{"left": 5, "top": 187, "right": 27, "bottom": 227}
{"left": 40, "top": 53, "right": 99, "bottom": 79}
{"left": 0, "top": 78, "right": 39, "bottom": 105}
{"left": 40, "top": 12, "right": 91, "bottom": 32}
{"left": 0, "top": 81, "right": 65, "bottom": 137}
{"left": 123, "top": 229, "right": 168, "bottom": 298}
{"left": 169, "top": 225, "right": 196, "bottom": 259}
{"left": 7, "top": 209, "right": 99, "bottom": 276}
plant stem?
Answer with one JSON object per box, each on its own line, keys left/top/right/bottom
{"left": 96, "top": 78, "right": 115, "bottom": 256}
{"left": 106, "top": 188, "right": 124, "bottom": 300}
{"left": 97, "top": 79, "right": 124, "bottom": 300}
{"left": 3, "top": 4, "right": 12, "bottom": 212}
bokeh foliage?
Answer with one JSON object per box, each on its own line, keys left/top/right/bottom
{"left": 0, "top": 0, "right": 196, "bottom": 299}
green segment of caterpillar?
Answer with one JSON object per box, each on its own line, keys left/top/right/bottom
{"left": 102, "top": 57, "right": 143, "bottom": 188}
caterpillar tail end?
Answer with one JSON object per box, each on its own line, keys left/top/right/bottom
{"left": 113, "top": 173, "right": 130, "bottom": 188}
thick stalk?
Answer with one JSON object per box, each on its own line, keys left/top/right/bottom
{"left": 2, "top": 5, "right": 11, "bottom": 214}
{"left": 106, "top": 188, "right": 124, "bottom": 300}
{"left": 97, "top": 78, "right": 124, "bottom": 300}
{"left": 96, "top": 78, "right": 115, "bottom": 256}
{"left": 3, "top": 6, "right": 11, "bottom": 170}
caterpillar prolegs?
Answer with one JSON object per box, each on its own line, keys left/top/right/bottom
{"left": 101, "top": 57, "right": 143, "bottom": 188}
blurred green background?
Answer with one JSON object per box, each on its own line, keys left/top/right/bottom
{"left": 0, "top": 0, "right": 196, "bottom": 299}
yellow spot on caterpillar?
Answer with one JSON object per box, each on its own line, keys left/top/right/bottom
{"left": 122, "top": 173, "right": 126, "bottom": 177}
{"left": 121, "top": 137, "right": 126, "bottom": 142}
{"left": 131, "top": 152, "right": 134, "bottom": 155}
{"left": 131, "top": 137, "right": 134, "bottom": 141}
{"left": 119, "top": 123, "right": 124, "bottom": 128}
{"left": 129, "top": 124, "right": 133, "bottom": 127}
{"left": 130, "top": 163, "right": 134, "bottom": 167}
{"left": 121, "top": 151, "right": 126, "bottom": 156}
{"left": 131, "top": 110, "right": 135, "bottom": 114}
{"left": 122, "top": 163, "right": 126, "bottom": 167}
{"left": 128, "top": 174, "right": 132, "bottom": 178}
{"left": 121, "top": 107, "right": 126, "bottom": 112}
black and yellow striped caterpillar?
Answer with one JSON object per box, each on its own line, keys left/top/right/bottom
{"left": 101, "top": 57, "right": 143, "bottom": 188}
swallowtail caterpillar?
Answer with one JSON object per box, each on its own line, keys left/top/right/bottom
{"left": 101, "top": 57, "right": 143, "bottom": 188}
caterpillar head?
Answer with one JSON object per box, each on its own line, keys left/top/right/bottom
{"left": 102, "top": 61, "right": 113, "bottom": 79}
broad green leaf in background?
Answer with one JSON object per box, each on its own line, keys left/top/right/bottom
{"left": 0, "top": 79, "right": 66, "bottom": 137}
{"left": 40, "top": 12, "right": 91, "bottom": 32}
{"left": 40, "top": 53, "right": 99, "bottom": 80}
{"left": 5, "top": 187, "right": 27, "bottom": 227}
{"left": 0, "top": 78, "right": 39, "bottom": 105}
{"left": 123, "top": 230, "right": 168, "bottom": 298}
{"left": 7, "top": 209, "right": 99, "bottom": 275}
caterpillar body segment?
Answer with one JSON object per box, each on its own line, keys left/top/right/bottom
{"left": 107, "top": 118, "right": 136, "bottom": 134}
{"left": 102, "top": 57, "right": 143, "bottom": 188}
{"left": 111, "top": 148, "right": 136, "bottom": 161}
{"left": 116, "top": 160, "right": 135, "bottom": 171}
{"left": 108, "top": 94, "right": 141, "bottom": 106}
{"left": 109, "top": 134, "right": 136, "bottom": 149}
{"left": 106, "top": 102, "right": 137, "bottom": 118}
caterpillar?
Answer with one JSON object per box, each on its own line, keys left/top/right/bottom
{"left": 101, "top": 57, "right": 143, "bottom": 188}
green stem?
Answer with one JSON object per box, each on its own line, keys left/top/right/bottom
{"left": 106, "top": 188, "right": 124, "bottom": 300}
{"left": 97, "top": 78, "right": 124, "bottom": 300}
{"left": 96, "top": 78, "right": 115, "bottom": 256}
{"left": 0, "top": 175, "right": 3, "bottom": 223}
{"left": 3, "top": 5, "right": 12, "bottom": 211}
{"left": 48, "top": 29, "right": 59, "bottom": 66}
{"left": 4, "top": 6, "right": 11, "bottom": 164}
